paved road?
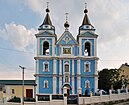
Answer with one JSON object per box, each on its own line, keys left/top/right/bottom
{"left": 114, "top": 101, "right": 129, "bottom": 105}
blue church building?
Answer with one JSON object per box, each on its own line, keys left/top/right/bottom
{"left": 34, "top": 4, "right": 99, "bottom": 97}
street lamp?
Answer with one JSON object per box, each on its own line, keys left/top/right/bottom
{"left": 19, "top": 66, "right": 26, "bottom": 105}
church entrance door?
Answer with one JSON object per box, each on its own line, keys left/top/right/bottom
{"left": 67, "top": 89, "right": 70, "bottom": 96}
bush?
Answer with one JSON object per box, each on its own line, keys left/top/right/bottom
{"left": 24, "top": 97, "right": 36, "bottom": 102}
{"left": 7, "top": 96, "right": 21, "bottom": 103}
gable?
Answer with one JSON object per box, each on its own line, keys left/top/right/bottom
{"left": 56, "top": 31, "right": 78, "bottom": 45}
{"left": 80, "top": 31, "right": 98, "bottom": 38}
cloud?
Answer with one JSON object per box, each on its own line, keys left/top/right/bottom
{"left": 0, "top": 23, "right": 36, "bottom": 51}
{"left": 0, "top": 64, "right": 34, "bottom": 80}
{"left": 23, "top": 0, "right": 129, "bottom": 69}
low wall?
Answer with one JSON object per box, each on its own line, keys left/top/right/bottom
{"left": 78, "top": 91, "right": 129, "bottom": 105}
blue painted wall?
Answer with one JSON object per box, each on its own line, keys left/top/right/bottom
{"left": 39, "top": 77, "right": 53, "bottom": 94}
{"left": 38, "top": 59, "right": 53, "bottom": 74}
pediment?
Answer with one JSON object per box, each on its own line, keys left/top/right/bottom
{"left": 56, "top": 31, "right": 78, "bottom": 45}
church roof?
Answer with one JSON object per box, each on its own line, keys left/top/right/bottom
{"left": 81, "top": 4, "right": 93, "bottom": 27}
{"left": 82, "top": 13, "right": 92, "bottom": 26}
{"left": 41, "top": 13, "right": 52, "bottom": 26}
{"left": 39, "top": 4, "right": 53, "bottom": 28}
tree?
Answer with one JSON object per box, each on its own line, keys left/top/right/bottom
{"left": 98, "top": 68, "right": 122, "bottom": 92}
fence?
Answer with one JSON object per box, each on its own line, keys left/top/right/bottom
{"left": 78, "top": 89, "right": 129, "bottom": 105}
{"left": 2, "top": 89, "right": 129, "bottom": 105}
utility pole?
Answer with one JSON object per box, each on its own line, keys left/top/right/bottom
{"left": 19, "top": 66, "right": 26, "bottom": 105}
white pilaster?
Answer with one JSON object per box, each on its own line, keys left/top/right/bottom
{"left": 59, "top": 77, "right": 62, "bottom": 94}
{"left": 78, "top": 77, "right": 81, "bottom": 88}
{"left": 53, "top": 59, "right": 56, "bottom": 74}
{"left": 53, "top": 77, "right": 56, "bottom": 94}
{"left": 72, "top": 60, "right": 74, "bottom": 75}
{"left": 79, "top": 38, "right": 82, "bottom": 56}
{"left": 37, "top": 37, "right": 40, "bottom": 56}
{"left": 77, "top": 59, "right": 81, "bottom": 89}
{"left": 59, "top": 60, "right": 62, "bottom": 94}
{"left": 77, "top": 60, "right": 80, "bottom": 74}
{"left": 52, "top": 38, "right": 55, "bottom": 56}
{"left": 53, "top": 59, "right": 56, "bottom": 94}
{"left": 59, "top": 60, "right": 62, "bottom": 75}
{"left": 72, "top": 59, "right": 74, "bottom": 94}
{"left": 72, "top": 77, "right": 74, "bottom": 94}
{"left": 94, "top": 77, "right": 98, "bottom": 93}
{"left": 94, "top": 38, "right": 97, "bottom": 57}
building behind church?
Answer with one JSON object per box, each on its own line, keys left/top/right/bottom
{"left": 34, "top": 4, "right": 99, "bottom": 99}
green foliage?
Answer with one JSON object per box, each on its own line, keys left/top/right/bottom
{"left": 7, "top": 96, "right": 21, "bottom": 103}
{"left": 98, "top": 68, "right": 123, "bottom": 91}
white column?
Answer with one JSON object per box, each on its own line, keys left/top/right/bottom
{"left": 72, "top": 60, "right": 74, "bottom": 94}
{"left": 79, "top": 38, "right": 82, "bottom": 56}
{"left": 37, "top": 37, "right": 40, "bottom": 56}
{"left": 53, "top": 59, "right": 56, "bottom": 94}
{"left": 72, "top": 77, "right": 74, "bottom": 94}
{"left": 52, "top": 38, "right": 55, "bottom": 56}
{"left": 77, "top": 59, "right": 81, "bottom": 90}
{"left": 94, "top": 38, "right": 97, "bottom": 57}
{"left": 53, "top": 59, "right": 56, "bottom": 74}
{"left": 59, "top": 77, "right": 62, "bottom": 94}
{"left": 59, "top": 60, "right": 62, "bottom": 75}
{"left": 77, "top": 60, "right": 80, "bottom": 74}
{"left": 35, "top": 59, "right": 39, "bottom": 102}
{"left": 59, "top": 60, "right": 62, "bottom": 94}
{"left": 72, "top": 60, "right": 74, "bottom": 75}
{"left": 78, "top": 77, "right": 81, "bottom": 88}
{"left": 53, "top": 77, "right": 56, "bottom": 94}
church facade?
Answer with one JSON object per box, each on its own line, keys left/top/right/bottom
{"left": 34, "top": 5, "right": 99, "bottom": 96}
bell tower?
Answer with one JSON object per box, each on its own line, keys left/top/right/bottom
{"left": 35, "top": 2, "right": 57, "bottom": 100}
{"left": 77, "top": 3, "right": 99, "bottom": 93}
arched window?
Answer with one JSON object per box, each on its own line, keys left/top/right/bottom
{"left": 65, "top": 76, "right": 69, "bottom": 82}
{"left": 85, "top": 80, "right": 90, "bottom": 88}
{"left": 43, "top": 62, "right": 49, "bottom": 72}
{"left": 43, "top": 41, "right": 49, "bottom": 55}
{"left": 65, "top": 64, "right": 69, "bottom": 72}
{"left": 44, "top": 80, "right": 48, "bottom": 88}
{"left": 84, "top": 42, "right": 91, "bottom": 56}
{"left": 84, "top": 62, "right": 90, "bottom": 72}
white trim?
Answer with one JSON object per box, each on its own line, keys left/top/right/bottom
{"left": 65, "top": 75, "right": 69, "bottom": 83}
{"left": 72, "top": 60, "right": 74, "bottom": 75}
{"left": 52, "top": 38, "right": 55, "bottom": 56}
{"left": 72, "top": 77, "right": 74, "bottom": 94}
{"left": 83, "top": 40, "right": 92, "bottom": 56}
{"left": 53, "top": 59, "right": 56, "bottom": 74}
{"left": 79, "top": 38, "right": 82, "bottom": 56}
{"left": 94, "top": 38, "right": 97, "bottom": 57}
{"left": 44, "top": 80, "right": 48, "bottom": 88}
{"left": 43, "top": 61, "right": 49, "bottom": 72}
{"left": 37, "top": 37, "right": 40, "bottom": 56}
{"left": 41, "top": 39, "right": 50, "bottom": 55}
{"left": 63, "top": 60, "right": 70, "bottom": 73}
{"left": 53, "top": 77, "right": 56, "bottom": 94}
{"left": 77, "top": 60, "right": 80, "bottom": 74}
{"left": 59, "top": 60, "right": 62, "bottom": 75}
{"left": 84, "top": 62, "right": 91, "bottom": 72}
{"left": 94, "top": 77, "right": 98, "bottom": 93}
{"left": 77, "top": 77, "right": 81, "bottom": 88}
{"left": 59, "top": 77, "right": 62, "bottom": 94}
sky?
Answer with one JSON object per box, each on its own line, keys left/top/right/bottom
{"left": 0, "top": 0, "right": 129, "bottom": 80}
